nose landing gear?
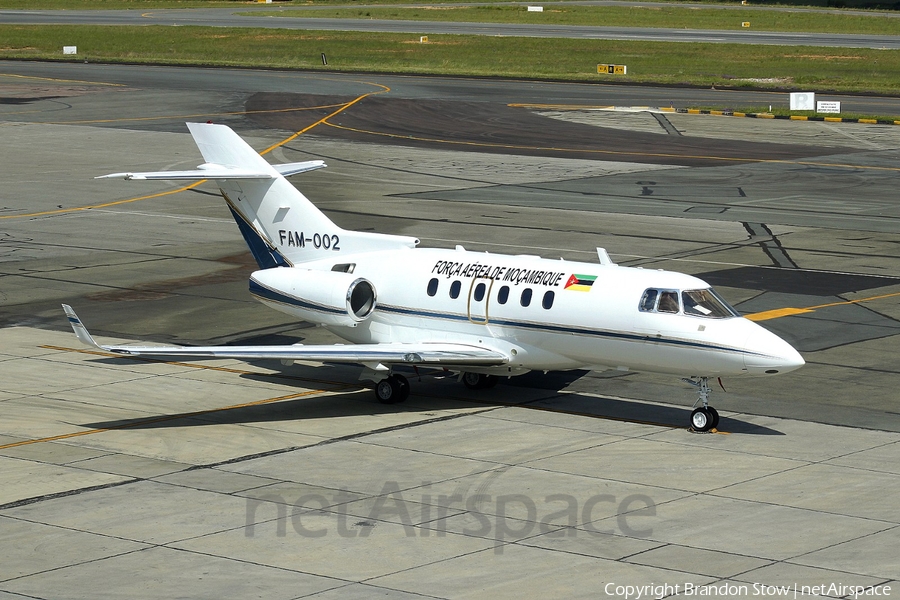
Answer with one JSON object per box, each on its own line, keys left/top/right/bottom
{"left": 684, "top": 377, "right": 720, "bottom": 432}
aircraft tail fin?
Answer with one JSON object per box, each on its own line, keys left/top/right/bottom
{"left": 98, "top": 123, "right": 419, "bottom": 267}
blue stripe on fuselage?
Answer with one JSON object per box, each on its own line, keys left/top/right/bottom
{"left": 375, "top": 303, "right": 766, "bottom": 358}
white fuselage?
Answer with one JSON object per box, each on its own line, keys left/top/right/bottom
{"left": 248, "top": 247, "right": 805, "bottom": 379}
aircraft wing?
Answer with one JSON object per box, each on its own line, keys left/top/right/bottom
{"left": 62, "top": 305, "right": 507, "bottom": 367}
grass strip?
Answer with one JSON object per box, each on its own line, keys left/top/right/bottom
{"left": 0, "top": 0, "right": 246, "bottom": 7}
{"left": 0, "top": 0, "right": 530, "bottom": 7}
{"left": 247, "top": 5, "right": 900, "bottom": 35}
{"left": 1, "top": 25, "right": 898, "bottom": 96}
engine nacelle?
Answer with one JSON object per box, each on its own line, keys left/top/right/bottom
{"left": 249, "top": 267, "right": 377, "bottom": 327}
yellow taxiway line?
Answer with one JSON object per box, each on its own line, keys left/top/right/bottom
{"left": 746, "top": 290, "right": 900, "bottom": 321}
{"left": 0, "top": 388, "right": 331, "bottom": 451}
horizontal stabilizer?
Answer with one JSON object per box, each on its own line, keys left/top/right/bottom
{"left": 274, "top": 161, "right": 326, "bottom": 177}
{"left": 96, "top": 168, "right": 271, "bottom": 181}
{"left": 62, "top": 305, "right": 507, "bottom": 367}
{"left": 97, "top": 160, "right": 325, "bottom": 181}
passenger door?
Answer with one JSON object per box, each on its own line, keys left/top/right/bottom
{"left": 467, "top": 277, "right": 494, "bottom": 324}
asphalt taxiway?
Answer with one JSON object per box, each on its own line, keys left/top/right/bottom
{"left": 0, "top": 62, "right": 898, "bottom": 598}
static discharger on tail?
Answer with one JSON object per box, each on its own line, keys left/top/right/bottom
{"left": 66, "top": 123, "right": 804, "bottom": 432}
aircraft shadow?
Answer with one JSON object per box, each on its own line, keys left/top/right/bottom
{"left": 82, "top": 361, "right": 784, "bottom": 435}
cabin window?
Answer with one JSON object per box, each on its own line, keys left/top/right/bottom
{"left": 640, "top": 288, "right": 680, "bottom": 314}
{"left": 497, "top": 285, "right": 510, "bottom": 305}
{"left": 542, "top": 290, "right": 555, "bottom": 310}
{"left": 520, "top": 288, "right": 533, "bottom": 307}
{"left": 683, "top": 289, "right": 739, "bottom": 318}
{"left": 639, "top": 289, "right": 658, "bottom": 312}
{"left": 474, "top": 282, "right": 486, "bottom": 302}
{"left": 427, "top": 278, "right": 439, "bottom": 297}
{"left": 449, "top": 280, "right": 461, "bottom": 299}
{"left": 658, "top": 291, "right": 680, "bottom": 314}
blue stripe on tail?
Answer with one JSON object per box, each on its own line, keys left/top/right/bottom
{"left": 227, "top": 205, "right": 290, "bottom": 269}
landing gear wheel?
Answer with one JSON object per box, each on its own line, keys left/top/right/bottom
{"left": 690, "top": 407, "right": 715, "bottom": 432}
{"left": 393, "top": 374, "right": 410, "bottom": 402}
{"left": 375, "top": 375, "right": 410, "bottom": 404}
{"left": 708, "top": 407, "right": 720, "bottom": 430}
{"left": 462, "top": 372, "right": 483, "bottom": 390}
{"left": 375, "top": 378, "right": 399, "bottom": 404}
{"left": 462, "top": 372, "right": 497, "bottom": 390}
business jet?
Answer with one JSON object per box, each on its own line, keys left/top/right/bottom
{"left": 63, "top": 123, "right": 804, "bottom": 432}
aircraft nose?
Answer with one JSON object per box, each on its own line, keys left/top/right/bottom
{"left": 743, "top": 325, "right": 805, "bottom": 375}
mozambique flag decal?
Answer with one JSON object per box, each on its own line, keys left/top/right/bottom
{"left": 564, "top": 273, "right": 597, "bottom": 292}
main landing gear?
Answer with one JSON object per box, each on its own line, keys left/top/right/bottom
{"left": 462, "top": 372, "right": 499, "bottom": 390}
{"left": 374, "top": 374, "right": 410, "bottom": 404}
{"left": 374, "top": 371, "right": 498, "bottom": 404}
{"left": 684, "top": 377, "right": 720, "bottom": 432}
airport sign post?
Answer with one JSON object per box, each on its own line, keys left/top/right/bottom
{"left": 598, "top": 64, "right": 627, "bottom": 75}
{"left": 790, "top": 92, "right": 815, "bottom": 111}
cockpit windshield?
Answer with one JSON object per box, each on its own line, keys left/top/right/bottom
{"left": 682, "top": 289, "right": 740, "bottom": 318}
{"left": 639, "top": 287, "right": 740, "bottom": 318}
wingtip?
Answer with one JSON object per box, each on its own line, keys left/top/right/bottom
{"left": 61, "top": 304, "right": 101, "bottom": 350}
{"left": 95, "top": 173, "right": 134, "bottom": 180}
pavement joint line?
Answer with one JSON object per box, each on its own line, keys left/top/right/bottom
{"left": 511, "top": 103, "right": 900, "bottom": 127}
{"left": 703, "top": 488, "right": 900, "bottom": 527}
{"left": 191, "top": 407, "right": 500, "bottom": 471}
{"left": 0, "top": 385, "right": 335, "bottom": 452}
{"left": 321, "top": 120, "right": 900, "bottom": 172}
{"left": 807, "top": 359, "right": 900, "bottom": 377}
{"left": 3, "top": 412, "right": 504, "bottom": 513}
{"left": 0, "top": 477, "right": 140, "bottom": 511}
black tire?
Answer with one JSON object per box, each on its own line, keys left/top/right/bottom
{"left": 462, "top": 372, "right": 484, "bottom": 390}
{"left": 393, "top": 374, "right": 410, "bottom": 402}
{"left": 375, "top": 378, "right": 400, "bottom": 404}
{"left": 690, "top": 407, "right": 714, "bottom": 432}
{"left": 708, "top": 407, "right": 720, "bottom": 430}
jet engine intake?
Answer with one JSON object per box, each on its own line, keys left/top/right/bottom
{"left": 249, "top": 268, "right": 377, "bottom": 327}
{"left": 347, "top": 277, "right": 376, "bottom": 320}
